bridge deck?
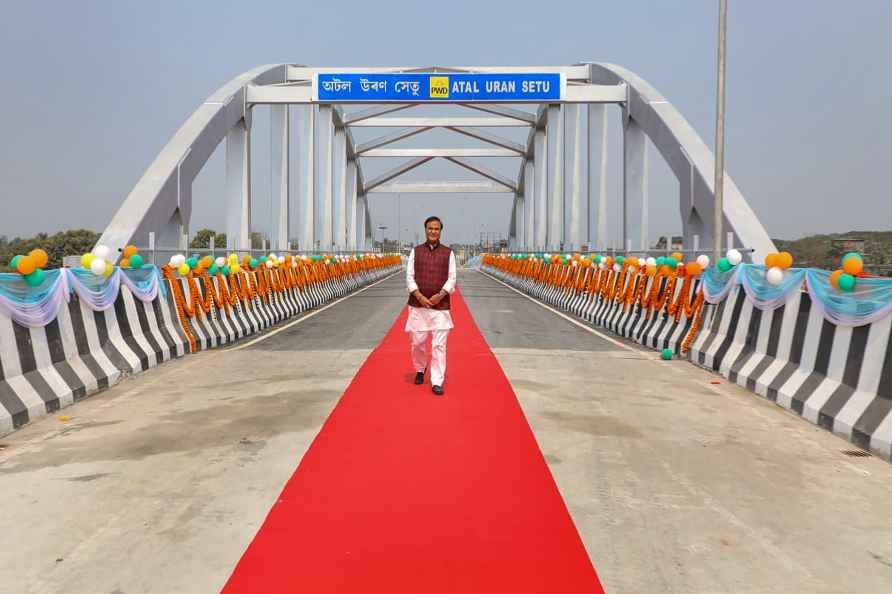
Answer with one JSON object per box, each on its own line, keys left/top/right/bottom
{"left": 1, "top": 271, "right": 890, "bottom": 593}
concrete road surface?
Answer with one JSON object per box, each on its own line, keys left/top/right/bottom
{"left": 1, "top": 270, "right": 890, "bottom": 594}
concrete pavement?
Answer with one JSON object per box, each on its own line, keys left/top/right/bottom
{"left": 0, "top": 270, "right": 890, "bottom": 593}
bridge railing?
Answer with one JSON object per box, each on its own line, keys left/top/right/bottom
{"left": 479, "top": 253, "right": 892, "bottom": 462}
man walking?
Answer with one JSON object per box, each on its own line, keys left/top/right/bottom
{"left": 406, "top": 216, "right": 457, "bottom": 395}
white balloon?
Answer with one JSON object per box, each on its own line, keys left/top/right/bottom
{"left": 613, "top": 263, "right": 621, "bottom": 273}
{"left": 564, "top": 253, "right": 572, "bottom": 260}
{"left": 571, "top": 260, "right": 578, "bottom": 267}
{"left": 646, "top": 257, "right": 657, "bottom": 267}
{"left": 268, "top": 253, "right": 277, "bottom": 261}
{"left": 90, "top": 258, "right": 107, "bottom": 275}
{"left": 265, "top": 260, "right": 274, "bottom": 268}
{"left": 291, "top": 260, "right": 298, "bottom": 268}
{"left": 301, "top": 255, "right": 309, "bottom": 261}
{"left": 696, "top": 254, "right": 710, "bottom": 268}
{"left": 766, "top": 267, "right": 784, "bottom": 286}
{"left": 727, "top": 249, "right": 742, "bottom": 265}
{"left": 171, "top": 254, "right": 186, "bottom": 267}
{"left": 278, "top": 256, "right": 285, "bottom": 264}
{"left": 215, "top": 257, "right": 226, "bottom": 268}
{"left": 676, "top": 261, "right": 684, "bottom": 268}
{"left": 543, "top": 253, "right": 551, "bottom": 259}
{"left": 94, "top": 245, "right": 111, "bottom": 260}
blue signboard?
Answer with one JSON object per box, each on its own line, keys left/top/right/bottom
{"left": 314, "top": 72, "right": 563, "bottom": 102}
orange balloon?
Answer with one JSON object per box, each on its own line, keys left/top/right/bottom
{"left": 842, "top": 256, "right": 863, "bottom": 276}
{"left": 16, "top": 255, "right": 37, "bottom": 275}
{"left": 764, "top": 253, "right": 778, "bottom": 268}
{"left": 659, "top": 264, "right": 672, "bottom": 275}
{"left": 777, "top": 251, "right": 793, "bottom": 269}
{"left": 120, "top": 258, "right": 130, "bottom": 269}
{"left": 123, "top": 245, "right": 138, "bottom": 258}
{"left": 627, "top": 256, "right": 639, "bottom": 268}
{"left": 28, "top": 248, "right": 49, "bottom": 268}
{"left": 200, "top": 256, "right": 213, "bottom": 269}
{"left": 830, "top": 269, "right": 844, "bottom": 289}
{"left": 686, "top": 262, "right": 703, "bottom": 276}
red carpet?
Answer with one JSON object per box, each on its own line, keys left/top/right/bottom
{"left": 222, "top": 289, "right": 604, "bottom": 593}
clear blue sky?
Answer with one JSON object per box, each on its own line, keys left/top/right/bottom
{"left": 0, "top": 0, "right": 889, "bottom": 245}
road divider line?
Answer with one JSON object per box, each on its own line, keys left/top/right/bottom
{"left": 228, "top": 271, "right": 403, "bottom": 351}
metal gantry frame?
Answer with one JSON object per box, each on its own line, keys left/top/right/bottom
{"left": 98, "top": 63, "right": 776, "bottom": 261}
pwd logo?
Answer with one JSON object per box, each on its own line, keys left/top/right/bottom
{"left": 429, "top": 76, "right": 450, "bottom": 98}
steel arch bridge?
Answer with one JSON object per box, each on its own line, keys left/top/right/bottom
{"left": 98, "top": 63, "right": 775, "bottom": 260}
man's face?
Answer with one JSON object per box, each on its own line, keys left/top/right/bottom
{"left": 426, "top": 221, "right": 442, "bottom": 244}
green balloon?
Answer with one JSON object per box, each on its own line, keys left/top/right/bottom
{"left": 129, "top": 254, "right": 144, "bottom": 269}
{"left": 259, "top": 256, "right": 267, "bottom": 263}
{"left": 208, "top": 264, "right": 218, "bottom": 275}
{"left": 838, "top": 273, "right": 856, "bottom": 292}
{"left": 842, "top": 252, "right": 861, "bottom": 263}
{"left": 10, "top": 255, "right": 22, "bottom": 269}
{"left": 25, "top": 268, "right": 45, "bottom": 287}
{"left": 615, "top": 255, "right": 625, "bottom": 266}
{"left": 593, "top": 255, "right": 602, "bottom": 264}
{"left": 661, "top": 348, "right": 673, "bottom": 361}
{"left": 222, "top": 265, "right": 231, "bottom": 276}
{"left": 250, "top": 258, "right": 258, "bottom": 269}
{"left": 718, "top": 258, "right": 732, "bottom": 273}
{"left": 186, "top": 257, "right": 199, "bottom": 269}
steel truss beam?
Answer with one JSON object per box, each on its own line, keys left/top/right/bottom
{"left": 360, "top": 148, "right": 520, "bottom": 158}
{"left": 363, "top": 157, "right": 435, "bottom": 192}
{"left": 368, "top": 181, "right": 512, "bottom": 194}
{"left": 443, "top": 157, "right": 516, "bottom": 192}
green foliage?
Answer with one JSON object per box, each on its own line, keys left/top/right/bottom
{"left": 773, "top": 230, "right": 892, "bottom": 272}
{"left": 0, "top": 229, "right": 100, "bottom": 272}
{"left": 189, "top": 228, "right": 226, "bottom": 249}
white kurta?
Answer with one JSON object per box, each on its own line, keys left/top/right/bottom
{"left": 405, "top": 244, "right": 457, "bottom": 387}
{"left": 404, "top": 246, "right": 457, "bottom": 332}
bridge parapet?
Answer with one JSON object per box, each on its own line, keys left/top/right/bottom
{"left": 481, "top": 253, "right": 892, "bottom": 461}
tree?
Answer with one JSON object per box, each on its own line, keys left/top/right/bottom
{"left": 189, "top": 228, "right": 226, "bottom": 249}
{"left": 0, "top": 229, "right": 99, "bottom": 271}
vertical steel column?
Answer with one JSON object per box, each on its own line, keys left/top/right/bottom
{"left": 296, "top": 105, "right": 315, "bottom": 252}
{"left": 514, "top": 195, "right": 525, "bottom": 248}
{"left": 566, "top": 104, "right": 585, "bottom": 250}
{"left": 523, "top": 160, "right": 534, "bottom": 250}
{"left": 546, "top": 105, "right": 564, "bottom": 251}
{"left": 317, "top": 105, "right": 334, "bottom": 251}
{"left": 355, "top": 194, "right": 366, "bottom": 251}
{"left": 591, "top": 105, "right": 609, "bottom": 250}
{"left": 533, "top": 128, "right": 547, "bottom": 249}
{"left": 332, "top": 126, "right": 347, "bottom": 250}
{"left": 641, "top": 142, "right": 649, "bottom": 250}
{"left": 270, "top": 105, "right": 290, "bottom": 250}
{"left": 364, "top": 198, "right": 373, "bottom": 250}
{"left": 225, "top": 116, "right": 251, "bottom": 251}
{"left": 346, "top": 160, "right": 358, "bottom": 250}
{"left": 623, "top": 113, "right": 646, "bottom": 252}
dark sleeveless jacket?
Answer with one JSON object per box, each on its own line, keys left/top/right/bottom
{"left": 408, "top": 242, "right": 452, "bottom": 310}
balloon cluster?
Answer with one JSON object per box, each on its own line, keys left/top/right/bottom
{"left": 717, "top": 249, "right": 743, "bottom": 273}
{"left": 10, "top": 248, "right": 49, "bottom": 287}
{"left": 81, "top": 245, "right": 115, "bottom": 278}
{"left": 168, "top": 254, "right": 210, "bottom": 276}
{"left": 762, "top": 251, "right": 794, "bottom": 286}
{"left": 118, "top": 245, "right": 145, "bottom": 270}
{"left": 829, "top": 252, "right": 863, "bottom": 293}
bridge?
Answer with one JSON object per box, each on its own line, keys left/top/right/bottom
{"left": 1, "top": 65, "right": 891, "bottom": 593}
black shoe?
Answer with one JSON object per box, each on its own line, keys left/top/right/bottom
{"left": 432, "top": 385, "right": 444, "bottom": 396}
{"left": 414, "top": 370, "right": 425, "bottom": 385}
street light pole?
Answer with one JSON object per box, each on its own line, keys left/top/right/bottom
{"left": 713, "top": 0, "right": 728, "bottom": 264}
